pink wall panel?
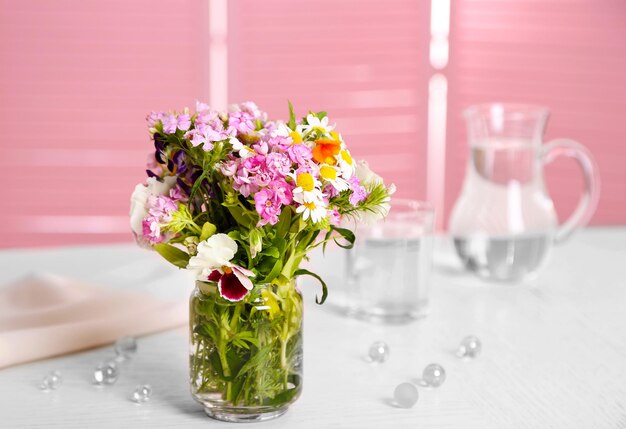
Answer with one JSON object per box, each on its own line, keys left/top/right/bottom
{"left": 445, "top": 0, "right": 626, "bottom": 227}
{"left": 227, "top": 0, "right": 431, "bottom": 201}
{"left": 0, "top": 0, "right": 207, "bottom": 248}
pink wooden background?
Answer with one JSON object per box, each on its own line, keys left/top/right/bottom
{"left": 0, "top": 0, "right": 625, "bottom": 248}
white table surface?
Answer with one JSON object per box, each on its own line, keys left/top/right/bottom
{"left": 1, "top": 228, "right": 625, "bottom": 429}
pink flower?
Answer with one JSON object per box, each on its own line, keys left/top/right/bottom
{"left": 162, "top": 114, "right": 178, "bottom": 134}
{"left": 254, "top": 188, "right": 282, "bottom": 226}
{"left": 287, "top": 144, "right": 313, "bottom": 165}
{"left": 207, "top": 265, "right": 255, "bottom": 302}
{"left": 251, "top": 169, "right": 273, "bottom": 187}
{"left": 238, "top": 101, "right": 267, "bottom": 122}
{"left": 323, "top": 183, "right": 339, "bottom": 198}
{"left": 161, "top": 113, "right": 191, "bottom": 134}
{"left": 148, "top": 195, "right": 177, "bottom": 219}
{"left": 329, "top": 209, "right": 341, "bottom": 226}
{"left": 296, "top": 161, "right": 319, "bottom": 178}
{"left": 233, "top": 169, "right": 259, "bottom": 198}
{"left": 146, "top": 111, "right": 164, "bottom": 127}
{"left": 229, "top": 111, "right": 255, "bottom": 134}
{"left": 169, "top": 185, "right": 187, "bottom": 202}
{"left": 269, "top": 179, "right": 293, "bottom": 205}
{"left": 265, "top": 153, "right": 292, "bottom": 177}
{"left": 252, "top": 140, "right": 269, "bottom": 155}
{"left": 177, "top": 113, "right": 191, "bottom": 131}
{"left": 220, "top": 157, "right": 239, "bottom": 177}
{"left": 142, "top": 216, "right": 164, "bottom": 245}
{"left": 348, "top": 176, "right": 367, "bottom": 205}
{"left": 242, "top": 155, "right": 265, "bottom": 175}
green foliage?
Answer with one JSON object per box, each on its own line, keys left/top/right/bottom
{"left": 153, "top": 243, "right": 190, "bottom": 269}
{"left": 294, "top": 268, "right": 328, "bottom": 305}
{"left": 189, "top": 283, "right": 303, "bottom": 407}
{"left": 287, "top": 101, "right": 296, "bottom": 130}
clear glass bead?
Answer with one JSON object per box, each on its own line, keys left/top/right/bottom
{"left": 132, "top": 384, "right": 152, "bottom": 403}
{"left": 457, "top": 335, "right": 482, "bottom": 359}
{"left": 368, "top": 341, "right": 389, "bottom": 363}
{"left": 114, "top": 336, "right": 138, "bottom": 360}
{"left": 93, "top": 361, "right": 119, "bottom": 385}
{"left": 39, "top": 371, "right": 62, "bottom": 390}
{"left": 393, "top": 382, "right": 419, "bottom": 408}
{"left": 422, "top": 363, "right": 446, "bottom": 387}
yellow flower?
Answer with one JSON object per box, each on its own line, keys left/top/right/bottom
{"left": 296, "top": 173, "right": 315, "bottom": 192}
{"left": 290, "top": 131, "right": 303, "bottom": 144}
{"left": 320, "top": 165, "right": 337, "bottom": 181}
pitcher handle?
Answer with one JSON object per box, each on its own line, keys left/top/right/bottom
{"left": 542, "top": 138, "right": 600, "bottom": 244}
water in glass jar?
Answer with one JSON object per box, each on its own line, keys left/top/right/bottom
{"left": 346, "top": 235, "right": 432, "bottom": 322}
{"left": 453, "top": 234, "right": 552, "bottom": 281}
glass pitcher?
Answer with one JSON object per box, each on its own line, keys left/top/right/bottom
{"left": 449, "top": 103, "right": 600, "bottom": 281}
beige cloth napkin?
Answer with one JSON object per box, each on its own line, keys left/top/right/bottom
{"left": 0, "top": 273, "right": 187, "bottom": 369}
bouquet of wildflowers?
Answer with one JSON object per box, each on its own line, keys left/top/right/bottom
{"left": 130, "top": 101, "right": 393, "bottom": 303}
{"left": 130, "top": 101, "right": 393, "bottom": 410}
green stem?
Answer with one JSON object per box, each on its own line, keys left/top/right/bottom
{"left": 218, "top": 339, "right": 232, "bottom": 400}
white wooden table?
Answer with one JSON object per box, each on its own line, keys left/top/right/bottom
{"left": 1, "top": 228, "right": 625, "bottom": 428}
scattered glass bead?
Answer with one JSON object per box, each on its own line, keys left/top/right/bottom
{"left": 114, "top": 336, "right": 138, "bottom": 360}
{"left": 368, "top": 341, "right": 389, "bottom": 363}
{"left": 393, "top": 382, "right": 419, "bottom": 408}
{"left": 422, "top": 363, "right": 446, "bottom": 387}
{"left": 93, "top": 360, "right": 119, "bottom": 385}
{"left": 457, "top": 335, "right": 482, "bottom": 359}
{"left": 132, "top": 384, "right": 152, "bottom": 403}
{"left": 39, "top": 371, "right": 62, "bottom": 391}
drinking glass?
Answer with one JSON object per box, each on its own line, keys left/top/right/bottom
{"left": 345, "top": 200, "right": 434, "bottom": 323}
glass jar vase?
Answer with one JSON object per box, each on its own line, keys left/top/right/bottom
{"left": 189, "top": 279, "right": 303, "bottom": 422}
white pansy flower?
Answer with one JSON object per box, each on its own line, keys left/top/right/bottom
{"left": 129, "top": 176, "right": 177, "bottom": 236}
{"left": 187, "top": 234, "right": 238, "bottom": 280}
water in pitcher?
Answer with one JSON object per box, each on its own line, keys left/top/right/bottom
{"left": 453, "top": 234, "right": 552, "bottom": 281}
{"left": 449, "top": 137, "right": 558, "bottom": 281}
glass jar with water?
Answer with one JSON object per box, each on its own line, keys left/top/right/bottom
{"left": 450, "top": 104, "right": 600, "bottom": 281}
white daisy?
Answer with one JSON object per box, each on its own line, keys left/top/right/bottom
{"left": 337, "top": 149, "right": 356, "bottom": 179}
{"left": 291, "top": 172, "right": 324, "bottom": 203}
{"left": 297, "top": 114, "right": 335, "bottom": 137}
{"left": 319, "top": 165, "right": 349, "bottom": 192}
{"left": 296, "top": 198, "right": 327, "bottom": 223}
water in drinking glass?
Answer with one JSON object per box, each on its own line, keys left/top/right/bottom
{"left": 345, "top": 200, "right": 434, "bottom": 323}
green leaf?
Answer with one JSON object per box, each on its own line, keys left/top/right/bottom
{"left": 316, "top": 111, "right": 327, "bottom": 120}
{"left": 287, "top": 101, "right": 296, "bottom": 130}
{"left": 200, "top": 222, "right": 217, "bottom": 241}
{"left": 276, "top": 207, "right": 292, "bottom": 239}
{"left": 330, "top": 226, "right": 355, "bottom": 249}
{"left": 154, "top": 243, "right": 190, "bottom": 269}
{"left": 189, "top": 170, "right": 208, "bottom": 200}
{"left": 225, "top": 204, "right": 254, "bottom": 228}
{"left": 262, "top": 237, "right": 285, "bottom": 283}
{"left": 294, "top": 268, "right": 328, "bottom": 305}
{"left": 262, "top": 386, "right": 299, "bottom": 406}
{"left": 259, "top": 247, "right": 280, "bottom": 258}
